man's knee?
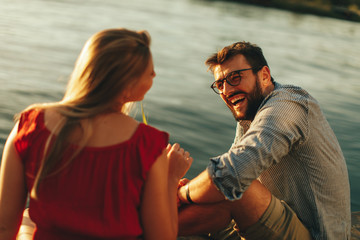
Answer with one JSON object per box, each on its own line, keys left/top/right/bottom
{"left": 228, "top": 180, "right": 272, "bottom": 231}
{"left": 239, "top": 196, "right": 312, "bottom": 240}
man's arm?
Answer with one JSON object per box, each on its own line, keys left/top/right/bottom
{"left": 178, "top": 170, "right": 225, "bottom": 204}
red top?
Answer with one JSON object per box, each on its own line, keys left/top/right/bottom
{"left": 14, "top": 109, "right": 169, "bottom": 240}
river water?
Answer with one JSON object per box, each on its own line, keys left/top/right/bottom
{"left": 0, "top": 0, "right": 359, "bottom": 211}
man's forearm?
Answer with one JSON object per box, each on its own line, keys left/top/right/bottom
{"left": 178, "top": 170, "right": 225, "bottom": 204}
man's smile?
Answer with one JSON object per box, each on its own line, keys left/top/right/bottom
{"left": 226, "top": 93, "right": 246, "bottom": 108}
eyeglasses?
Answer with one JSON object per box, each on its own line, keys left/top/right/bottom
{"left": 210, "top": 67, "right": 260, "bottom": 94}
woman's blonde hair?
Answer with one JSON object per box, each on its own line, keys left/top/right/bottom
{"left": 20, "top": 28, "right": 152, "bottom": 198}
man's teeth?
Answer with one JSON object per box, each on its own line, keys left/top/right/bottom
{"left": 231, "top": 96, "right": 245, "bottom": 105}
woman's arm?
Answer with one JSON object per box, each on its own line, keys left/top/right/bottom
{"left": 141, "top": 143, "right": 192, "bottom": 240}
{"left": 0, "top": 123, "right": 28, "bottom": 240}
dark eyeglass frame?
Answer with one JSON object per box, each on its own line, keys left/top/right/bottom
{"left": 210, "top": 67, "right": 261, "bottom": 94}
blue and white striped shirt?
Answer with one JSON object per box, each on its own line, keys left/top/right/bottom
{"left": 207, "top": 82, "right": 351, "bottom": 240}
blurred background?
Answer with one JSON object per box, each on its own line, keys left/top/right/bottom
{"left": 0, "top": 0, "right": 359, "bottom": 211}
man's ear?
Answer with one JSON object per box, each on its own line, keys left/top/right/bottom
{"left": 259, "top": 66, "right": 272, "bottom": 87}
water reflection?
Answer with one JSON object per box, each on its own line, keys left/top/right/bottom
{"left": 0, "top": 0, "right": 359, "bottom": 210}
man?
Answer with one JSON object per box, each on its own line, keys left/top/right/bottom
{"left": 177, "top": 41, "right": 351, "bottom": 240}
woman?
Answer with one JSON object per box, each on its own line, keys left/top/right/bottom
{"left": 0, "top": 28, "right": 192, "bottom": 240}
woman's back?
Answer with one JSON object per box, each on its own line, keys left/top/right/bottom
{"left": 16, "top": 108, "right": 169, "bottom": 239}
{"left": 44, "top": 108, "right": 139, "bottom": 148}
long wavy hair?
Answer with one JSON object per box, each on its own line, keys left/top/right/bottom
{"left": 19, "top": 28, "right": 152, "bottom": 199}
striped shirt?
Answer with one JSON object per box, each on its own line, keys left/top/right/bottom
{"left": 207, "top": 82, "right": 351, "bottom": 240}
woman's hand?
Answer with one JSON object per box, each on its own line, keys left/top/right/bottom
{"left": 166, "top": 143, "right": 193, "bottom": 182}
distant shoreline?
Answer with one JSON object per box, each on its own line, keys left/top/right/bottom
{"left": 206, "top": 0, "right": 360, "bottom": 22}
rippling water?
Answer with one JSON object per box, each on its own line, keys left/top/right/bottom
{"left": 1, "top": 0, "right": 359, "bottom": 211}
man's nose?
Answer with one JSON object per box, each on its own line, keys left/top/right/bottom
{"left": 222, "top": 81, "right": 235, "bottom": 95}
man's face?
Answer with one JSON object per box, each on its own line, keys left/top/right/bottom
{"left": 213, "top": 55, "right": 265, "bottom": 121}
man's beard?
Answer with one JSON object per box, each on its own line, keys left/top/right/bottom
{"left": 230, "top": 77, "right": 265, "bottom": 121}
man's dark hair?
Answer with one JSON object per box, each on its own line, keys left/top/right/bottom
{"left": 205, "top": 41, "right": 274, "bottom": 83}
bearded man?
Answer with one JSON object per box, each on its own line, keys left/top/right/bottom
{"left": 177, "top": 41, "right": 351, "bottom": 240}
